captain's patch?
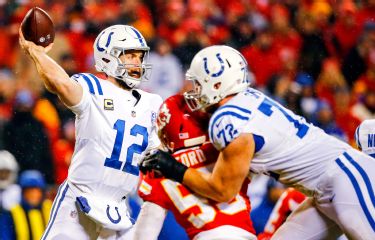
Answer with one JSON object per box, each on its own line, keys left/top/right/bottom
{"left": 104, "top": 99, "right": 114, "bottom": 110}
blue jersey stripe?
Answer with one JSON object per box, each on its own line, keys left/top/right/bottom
{"left": 78, "top": 74, "right": 95, "bottom": 94}
{"left": 41, "top": 183, "right": 69, "bottom": 240}
{"left": 210, "top": 111, "right": 250, "bottom": 144}
{"left": 217, "top": 105, "right": 252, "bottom": 115}
{"left": 130, "top": 27, "right": 145, "bottom": 47}
{"left": 344, "top": 152, "right": 375, "bottom": 208}
{"left": 88, "top": 73, "right": 103, "bottom": 95}
{"left": 336, "top": 158, "right": 375, "bottom": 231}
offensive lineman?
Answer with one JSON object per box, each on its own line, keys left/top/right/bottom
{"left": 134, "top": 95, "right": 256, "bottom": 240}
{"left": 19, "top": 24, "right": 162, "bottom": 239}
{"left": 141, "top": 45, "right": 375, "bottom": 239}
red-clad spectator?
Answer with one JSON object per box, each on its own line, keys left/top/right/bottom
{"left": 63, "top": 13, "right": 94, "bottom": 72}
{"left": 270, "top": 4, "right": 302, "bottom": 54}
{"left": 241, "top": 28, "right": 282, "bottom": 88}
{"left": 157, "top": 1, "right": 185, "bottom": 47}
{"left": 355, "top": 0, "right": 375, "bottom": 28}
{"left": 0, "top": 28, "right": 14, "bottom": 68}
{"left": 331, "top": 1, "right": 362, "bottom": 58}
{"left": 333, "top": 87, "right": 360, "bottom": 144}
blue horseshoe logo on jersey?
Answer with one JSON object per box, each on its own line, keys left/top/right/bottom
{"left": 106, "top": 205, "right": 121, "bottom": 224}
{"left": 203, "top": 53, "right": 225, "bottom": 77}
{"left": 96, "top": 31, "right": 114, "bottom": 52}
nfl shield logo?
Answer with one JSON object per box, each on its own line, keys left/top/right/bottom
{"left": 131, "top": 111, "right": 136, "bottom": 117}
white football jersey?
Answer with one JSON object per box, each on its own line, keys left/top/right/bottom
{"left": 67, "top": 73, "right": 162, "bottom": 200}
{"left": 209, "top": 88, "right": 352, "bottom": 196}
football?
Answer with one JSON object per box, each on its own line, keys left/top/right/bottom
{"left": 21, "top": 7, "right": 55, "bottom": 47}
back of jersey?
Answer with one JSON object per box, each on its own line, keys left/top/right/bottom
{"left": 67, "top": 73, "right": 162, "bottom": 200}
{"left": 209, "top": 88, "right": 351, "bottom": 195}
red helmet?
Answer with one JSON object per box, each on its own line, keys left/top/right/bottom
{"left": 157, "top": 94, "right": 209, "bottom": 152}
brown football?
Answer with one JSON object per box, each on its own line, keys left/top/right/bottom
{"left": 21, "top": 7, "right": 55, "bottom": 47}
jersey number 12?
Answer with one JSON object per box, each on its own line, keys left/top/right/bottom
{"left": 104, "top": 119, "right": 148, "bottom": 176}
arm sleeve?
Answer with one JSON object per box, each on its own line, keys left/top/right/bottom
{"left": 133, "top": 201, "right": 168, "bottom": 240}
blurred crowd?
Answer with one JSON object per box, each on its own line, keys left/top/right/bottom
{"left": 0, "top": 0, "right": 374, "bottom": 238}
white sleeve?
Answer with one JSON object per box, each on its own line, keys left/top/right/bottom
{"left": 66, "top": 73, "right": 92, "bottom": 115}
{"left": 133, "top": 201, "right": 168, "bottom": 240}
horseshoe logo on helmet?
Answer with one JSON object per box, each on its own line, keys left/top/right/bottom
{"left": 203, "top": 53, "right": 225, "bottom": 77}
{"left": 96, "top": 31, "right": 114, "bottom": 52}
{"left": 106, "top": 205, "right": 121, "bottom": 224}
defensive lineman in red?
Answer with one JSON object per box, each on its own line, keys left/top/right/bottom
{"left": 134, "top": 95, "right": 256, "bottom": 240}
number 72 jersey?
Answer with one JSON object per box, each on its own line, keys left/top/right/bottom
{"left": 209, "top": 88, "right": 352, "bottom": 196}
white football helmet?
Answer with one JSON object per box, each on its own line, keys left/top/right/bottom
{"left": 184, "top": 45, "right": 253, "bottom": 111}
{"left": 0, "top": 150, "right": 18, "bottom": 189}
{"left": 94, "top": 25, "right": 152, "bottom": 88}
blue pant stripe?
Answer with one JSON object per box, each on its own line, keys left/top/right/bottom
{"left": 336, "top": 158, "right": 375, "bottom": 231}
{"left": 344, "top": 152, "right": 375, "bottom": 208}
{"left": 45, "top": 181, "right": 64, "bottom": 227}
{"left": 42, "top": 183, "right": 69, "bottom": 239}
{"left": 88, "top": 73, "right": 103, "bottom": 95}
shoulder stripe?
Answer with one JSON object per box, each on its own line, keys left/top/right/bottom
{"left": 217, "top": 105, "right": 252, "bottom": 115}
{"left": 77, "top": 74, "right": 95, "bottom": 94}
{"left": 88, "top": 73, "right": 103, "bottom": 95}
{"left": 209, "top": 111, "right": 250, "bottom": 143}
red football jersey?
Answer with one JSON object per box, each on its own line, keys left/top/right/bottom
{"left": 138, "top": 142, "right": 255, "bottom": 239}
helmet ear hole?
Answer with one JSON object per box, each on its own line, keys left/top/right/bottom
{"left": 102, "top": 58, "right": 110, "bottom": 63}
{"left": 214, "top": 82, "right": 221, "bottom": 90}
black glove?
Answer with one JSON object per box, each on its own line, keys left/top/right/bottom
{"left": 140, "top": 150, "right": 188, "bottom": 183}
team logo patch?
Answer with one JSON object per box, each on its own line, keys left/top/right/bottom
{"left": 104, "top": 99, "right": 114, "bottom": 110}
{"left": 157, "top": 104, "right": 171, "bottom": 129}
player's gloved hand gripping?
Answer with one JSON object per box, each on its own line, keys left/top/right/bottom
{"left": 140, "top": 150, "right": 187, "bottom": 183}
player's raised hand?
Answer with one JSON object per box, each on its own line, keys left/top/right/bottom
{"left": 19, "top": 27, "right": 53, "bottom": 55}
{"left": 139, "top": 150, "right": 187, "bottom": 183}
